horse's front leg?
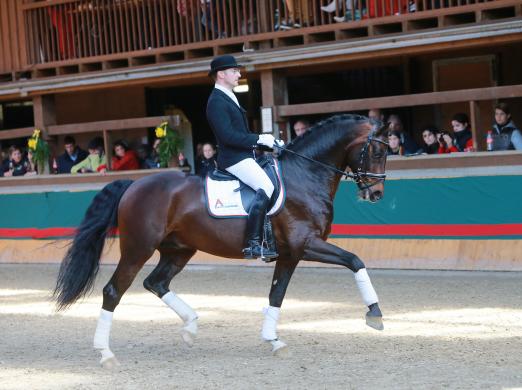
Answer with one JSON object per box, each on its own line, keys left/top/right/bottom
{"left": 302, "top": 237, "right": 383, "bottom": 330}
{"left": 263, "top": 259, "right": 299, "bottom": 355}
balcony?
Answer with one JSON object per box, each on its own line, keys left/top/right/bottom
{"left": 0, "top": 0, "right": 519, "bottom": 80}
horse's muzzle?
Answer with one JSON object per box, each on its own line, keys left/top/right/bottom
{"left": 359, "top": 188, "right": 383, "bottom": 203}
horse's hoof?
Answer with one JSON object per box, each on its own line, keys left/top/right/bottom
{"left": 270, "top": 339, "right": 290, "bottom": 357}
{"left": 100, "top": 356, "right": 120, "bottom": 370}
{"left": 365, "top": 313, "right": 384, "bottom": 331}
{"left": 180, "top": 329, "right": 195, "bottom": 347}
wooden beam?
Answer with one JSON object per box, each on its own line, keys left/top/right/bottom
{"left": 278, "top": 84, "right": 522, "bottom": 117}
{"left": 46, "top": 115, "right": 179, "bottom": 136}
{"left": 0, "top": 127, "right": 33, "bottom": 140}
{"left": 469, "top": 100, "right": 480, "bottom": 151}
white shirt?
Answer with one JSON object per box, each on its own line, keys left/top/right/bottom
{"left": 214, "top": 83, "right": 240, "bottom": 108}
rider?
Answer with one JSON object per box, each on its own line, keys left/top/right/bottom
{"left": 206, "top": 54, "right": 281, "bottom": 260}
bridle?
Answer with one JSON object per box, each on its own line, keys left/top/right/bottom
{"left": 275, "top": 127, "right": 389, "bottom": 189}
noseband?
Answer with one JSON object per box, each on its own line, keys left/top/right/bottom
{"left": 274, "top": 128, "right": 388, "bottom": 187}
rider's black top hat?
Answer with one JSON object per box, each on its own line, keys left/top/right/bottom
{"left": 208, "top": 55, "right": 241, "bottom": 76}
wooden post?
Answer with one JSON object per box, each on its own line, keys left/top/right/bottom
{"left": 33, "top": 95, "right": 56, "bottom": 174}
{"left": 261, "top": 69, "right": 289, "bottom": 142}
{"left": 103, "top": 129, "right": 111, "bottom": 170}
{"left": 469, "top": 100, "right": 480, "bottom": 151}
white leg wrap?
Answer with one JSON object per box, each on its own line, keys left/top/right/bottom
{"left": 354, "top": 268, "right": 379, "bottom": 306}
{"left": 93, "top": 309, "right": 113, "bottom": 350}
{"left": 162, "top": 292, "right": 198, "bottom": 334}
{"left": 261, "top": 306, "right": 280, "bottom": 341}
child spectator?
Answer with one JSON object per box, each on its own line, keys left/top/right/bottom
{"left": 56, "top": 135, "right": 88, "bottom": 174}
{"left": 387, "top": 114, "right": 418, "bottom": 154}
{"left": 388, "top": 130, "right": 404, "bottom": 156}
{"left": 451, "top": 113, "right": 474, "bottom": 152}
{"left": 491, "top": 103, "right": 522, "bottom": 150}
{"left": 196, "top": 142, "right": 217, "bottom": 177}
{"left": 71, "top": 137, "right": 107, "bottom": 174}
{"left": 112, "top": 140, "right": 140, "bottom": 171}
{"left": 1, "top": 146, "right": 35, "bottom": 177}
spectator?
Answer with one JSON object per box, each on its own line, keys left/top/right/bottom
{"left": 387, "top": 114, "right": 418, "bottom": 154}
{"left": 388, "top": 130, "right": 404, "bottom": 156}
{"left": 451, "top": 113, "right": 474, "bottom": 152}
{"left": 491, "top": 102, "right": 522, "bottom": 150}
{"left": 1, "top": 146, "right": 35, "bottom": 177}
{"left": 56, "top": 135, "right": 88, "bottom": 174}
{"left": 144, "top": 138, "right": 161, "bottom": 169}
{"left": 112, "top": 140, "right": 140, "bottom": 171}
{"left": 293, "top": 119, "right": 310, "bottom": 138}
{"left": 437, "top": 130, "right": 458, "bottom": 154}
{"left": 197, "top": 142, "right": 217, "bottom": 178}
{"left": 71, "top": 137, "right": 107, "bottom": 174}
{"left": 135, "top": 144, "right": 151, "bottom": 169}
{"left": 281, "top": 0, "right": 310, "bottom": 28}
{"left": 368, "top": 108, "right": 385, "bottom": 123}
{"left": 420, "top": 126, "right": 440, "bottom": 154}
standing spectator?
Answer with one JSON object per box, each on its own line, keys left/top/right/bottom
{"left": 491, "top": 103, "right": 522, "bottom": 150}
{"left": 56, "top": 135, "right": 88, "bottom": 174}
{"left": 387, "top": 130, "right": 404, "bottom": 156}
{"left": 112, "top": 140, "right": 140, "bottom": 171}
{"left": 293, "top": 119, "right": 310, "bottom": 138}
{"left": 1, "top": 146, "right": 35, "bottom": 177}
{"left": 71, "top": 137, "right": 107, "bottom": 174}
{"left": 197, "top": 142, "right": 217, "bottom": 178}
{"left": 451, "top": 113, "right": 474, "bottom": 152}
{"left": 368, "top": 108, "right": 385, "bottom": 123}
{"left": 387, "top": 114, "right": 418, "bottom": 154}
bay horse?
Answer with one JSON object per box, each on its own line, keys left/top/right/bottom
{"left": 54, "top": 114, "right": 389, "bottom": 367}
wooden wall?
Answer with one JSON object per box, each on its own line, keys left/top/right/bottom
{"left": 0, "top": 0, "right": 25, "bottom": 75}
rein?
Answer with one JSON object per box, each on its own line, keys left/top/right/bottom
{"left": 275, "top": 133, "right": 389, "bottom": 184}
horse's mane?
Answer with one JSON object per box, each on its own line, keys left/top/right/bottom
{"left": 281, "top": 114, "right": 373, "bottom": 159}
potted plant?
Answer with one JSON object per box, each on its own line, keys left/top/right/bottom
{"left": 155, "top": 121, "right": 184, "bottom": 168}
{"left": 27, "top": 129, "right": 50, "bottom": 175}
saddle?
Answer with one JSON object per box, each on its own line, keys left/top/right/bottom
{"left": 204, "top": 155, "right": 285, "bottom": 219}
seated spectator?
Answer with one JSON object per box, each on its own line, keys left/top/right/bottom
{"left": 451, "top": 113, "right": 474, "bottom": 152}
{"left": 388, "top": 130, "right": 404, "bottom": 156}
{"left": 56, "top": 135, "right": 88, "bottom": 174}
{"left": 71, "top": 137, "right": 107, "bottom": 174}
{"left": 368, "top": 108, "right": 385, "bottom": 123}
{"left": 112, "top": 140, "right": 140, "bottom": 171}
{"left": 491, "top": 102, "right": 522, "bottom": 150}
{"left": 1, "top": 146, "right": 35, "bottom": 177}
{"left": 388, "top": 114, "right": 418, "bottom": 154}
{"left": 420, "top": 126, "right": 440, "bottom": 154}
{"left": 437, "top": 130, "right": 458, "bottom": 154}
{"left": 177, "top": 151, "right": 191, "bottom": 171}
{"left": 144, "top": 138, "right": 161, "bottom": 169}
{"left": 196, "top": 142, "right": 217, "bottom": 178}
{"left": 293, "top": 119, "right": 310, "bottom": 138}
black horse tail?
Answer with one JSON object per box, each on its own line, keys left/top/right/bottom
{"left": 53, "top": 179, "right": 134, "bottom": 311}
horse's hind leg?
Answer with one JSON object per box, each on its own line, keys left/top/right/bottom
{"left": 93, "top": 245, "right": 155, "bottom": 368}
{"left": 143, "top": 247, "right": 197, "bottom": 346}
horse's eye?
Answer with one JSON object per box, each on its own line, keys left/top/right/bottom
{"left": 373, "top": 153, "right": 383, "bottom": 159}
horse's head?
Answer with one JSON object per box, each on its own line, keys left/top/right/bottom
{"left": 345, "top": 120, "right": 389, "bottom": 203}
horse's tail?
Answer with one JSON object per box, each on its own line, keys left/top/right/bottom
{"left": 53, "top": 179, "right": 134, "bottom": 311}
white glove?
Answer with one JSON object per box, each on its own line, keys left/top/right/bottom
{"left": 275, "top": 139, "right": 285, "bottom": 147}
{"left": 257, "top": 134, "right": 276, "bottom": 148}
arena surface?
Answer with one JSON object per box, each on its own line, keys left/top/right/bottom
{"left": 0, "top": 264, "right": 521, "bottom": 389}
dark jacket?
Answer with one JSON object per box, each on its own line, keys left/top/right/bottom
{"left": 492, "top": 120, "right": 522, "bottom": 150}
{"left": 57, "top": 147, "right": 88, "bottom": 174}
{"left": 197, "top": 156, "right": 217, "bottom": 178}
{"left": 206, "top": 88, "right": 258, "bottom": 169}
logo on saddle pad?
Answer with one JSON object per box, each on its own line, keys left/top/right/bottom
{"left": 205, "top": 157, "right": 285, "bottom": 218}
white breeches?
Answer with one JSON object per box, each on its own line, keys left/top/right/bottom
{"left": 226, "top": 158, "right": 274, "bottom": 198}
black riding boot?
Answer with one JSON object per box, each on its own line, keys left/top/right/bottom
{"left": 243, "top": 189, "right": 278, "bottom": 260}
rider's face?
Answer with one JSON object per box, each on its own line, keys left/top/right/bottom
{"left": 219, "top": 68, "right": 241, "bottom": 89}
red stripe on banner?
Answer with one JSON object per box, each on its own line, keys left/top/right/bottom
{"left": 0, "top": 227, "right": 119, "bottom": 239}
{"left": 330, "top": 224, "right": 522, "bottom": 237}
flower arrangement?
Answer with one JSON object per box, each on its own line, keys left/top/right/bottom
{"left": 155, "top": 121, "right": 184, "bottom": 168}
{"left": 27, "top": 129, "right": 49, "bottom": 174}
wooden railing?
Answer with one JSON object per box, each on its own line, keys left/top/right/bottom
{"left": 21, "top": 0, "right": 507, "bottom": 67}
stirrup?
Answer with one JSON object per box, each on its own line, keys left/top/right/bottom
{"left": 243, "top": 245, "right": 278, "bottom": 260}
